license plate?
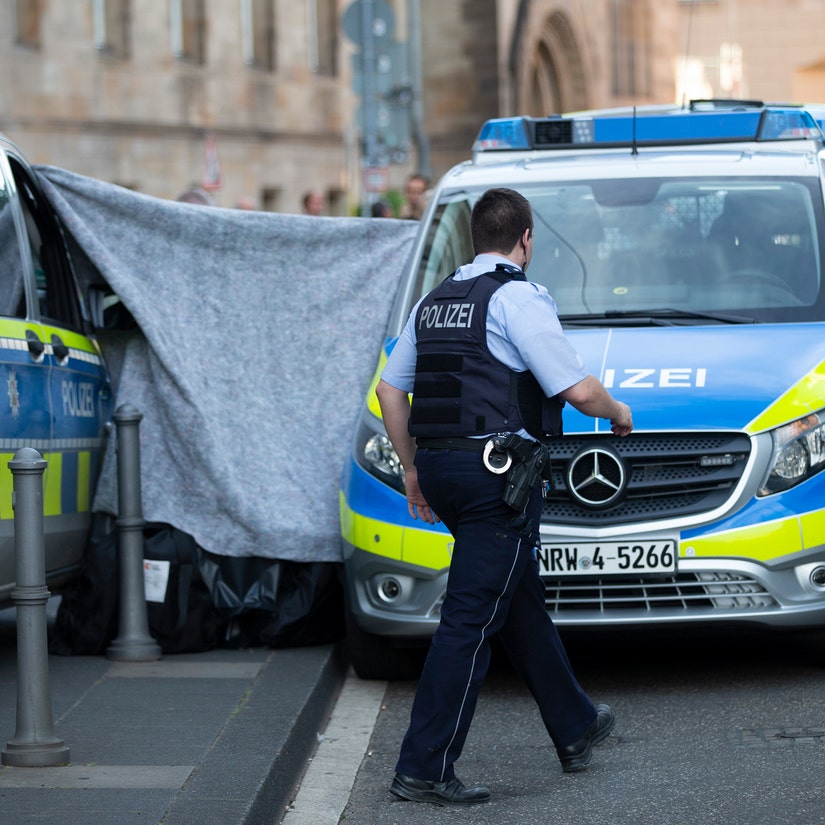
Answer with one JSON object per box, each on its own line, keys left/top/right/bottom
{"left": 538, "top": 540, "right": 677, "bottom": 577}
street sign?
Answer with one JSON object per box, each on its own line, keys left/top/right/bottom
{"left": 362, "top": 166, "right": 389, "bottom": 193}
{"left": 345, "top": 0, "right": 413, "bottom": 210}
{"left": 350, "top": 46, "right": 396, "bottom": 97}
{"left": 342, "top": 0, "right": 395, "bottom": 46}
{"left": 201, "top": 133, "right": 222, "bottom": 191}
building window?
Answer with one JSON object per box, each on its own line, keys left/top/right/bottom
{"left": 610, "top": 0, "right": 636, "bottom": 96}
{"left": 310, "top": 0, "right": 338, "bottom": 77}
{"left": 15, "top": 0, "right": 42, "bottom": 48}
{"left": 241, "top": 0, "right": 275, "bottom": 70}
{"left": 171, "top": 0, "right": 206, "bottom": 64}
{"left": 93, "top": 0, "right": 131, "bottom": 59}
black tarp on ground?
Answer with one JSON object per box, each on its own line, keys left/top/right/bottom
{"left": 50, "top": 515, "right": 346, "bottom": 654}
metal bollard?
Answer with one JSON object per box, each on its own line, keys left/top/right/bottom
{"left": 106, "top": 404, "right": 161, "bottom": 662}
{"left": 2, "top": 448, "right": 70, "bottom": 767}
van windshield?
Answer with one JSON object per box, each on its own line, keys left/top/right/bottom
{"left": 412, "top": 178, "right": 825, "bottom": 325}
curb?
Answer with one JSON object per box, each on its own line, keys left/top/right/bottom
{"left": 161, "top": 642, "right": 348, "bottom": 825}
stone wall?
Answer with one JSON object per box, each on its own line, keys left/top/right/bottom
{"left": 0, "top": 1, "right": 822, "bottom": 207}
{"left": 0, "top": 1, "right": 352, "bottom": 212}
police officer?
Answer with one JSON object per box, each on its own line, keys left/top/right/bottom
{"left": 376, "top": 187, "right": 633, "bottom": 807}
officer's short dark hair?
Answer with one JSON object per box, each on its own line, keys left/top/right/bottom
{"left": 471, "top": 188, "right": 533, "bottom": 255}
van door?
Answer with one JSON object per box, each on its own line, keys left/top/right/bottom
{"left": 5, "top": 153, "right": 112, "bottom": 581}
{"left": 0, "top": 148, "right": 55, "bottom": 599}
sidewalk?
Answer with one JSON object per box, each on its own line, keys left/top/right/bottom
{"left": 0, "top": 606, "right": 348, "bottom": 825}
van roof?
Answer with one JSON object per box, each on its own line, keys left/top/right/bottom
{"left": 438, "top": 140, "right": 820, "bottom": 194}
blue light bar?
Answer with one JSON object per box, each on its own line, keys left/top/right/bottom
{"left": 800, "top": 104, "right": 825, "bottom": 136}
{"left": 591, "top": 110, "right": 765, "bottom": 143}
{"left": 757, "top": 109, "right": 821, "bottom": 139}
{"left": 473, "top": 118, "right": 531, "bottom": 150}
{"left": 472, "top": 106, "right": 822, "bottom": 153}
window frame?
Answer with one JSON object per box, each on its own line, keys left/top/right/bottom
{"left": 171, "top": 0, "right": 207, "bottom": 65}
{"left": 241, "top": 0, "right": 276, "bottom": 71}
{"left": 14, "top": 0, "right": 42, "bottom": 49}
{"left": 93, "top": 0, "right": 131, "bottom": 59}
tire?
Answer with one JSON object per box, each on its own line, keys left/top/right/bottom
{"left": 344, "top": 609, "right": 427, "bottom": 680}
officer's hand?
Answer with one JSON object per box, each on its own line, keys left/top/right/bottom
{"left": 610, "top": 402, "right": 633, "bottom": 437}
{"left": 404, "top": 467, "right": 440, "bottom": 524}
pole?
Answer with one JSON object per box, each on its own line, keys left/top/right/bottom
{"left": 2, "top": 448, "right": 70, "bottom": 767}
{"left": 106, "top": 404, "right": 162, "bottom": 662}
{"left": 408, "top": 0, "right": 430, "bottom": 178}
{"left": 360, "top": 0, "right": 379, "bottom": 217}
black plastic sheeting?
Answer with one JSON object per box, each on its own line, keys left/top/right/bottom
{"left": 50, "top": 514, "right": 345, "bottom": 656}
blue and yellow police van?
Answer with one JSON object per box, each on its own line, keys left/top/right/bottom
{"left": 0, "top": 135, "right": 112, "bottom": 606}
{"left": 340, "top": 100, "right": 825, "bottom": 679}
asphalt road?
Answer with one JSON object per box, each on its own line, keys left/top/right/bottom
{"left": 334, "top": 628, "right": 825, "bottom": 825}
{"left": 6, "top": 601, "right": 825, "bottom": 825}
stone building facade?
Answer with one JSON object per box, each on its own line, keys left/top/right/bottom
{"left": 674, "top": 0, "right": 825, "bottom": 104}
{"left": 1, "top": 2, "right": 823, "bottom": 212}
{"left": 421, "top": 0, "right": 680, "bottom": 176}
{"left": 1, "top": 0, "right": 351, "bottom": 213}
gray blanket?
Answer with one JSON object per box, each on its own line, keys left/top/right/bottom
{"left": 37, "top": 166, "right": 417, "bottom": 563}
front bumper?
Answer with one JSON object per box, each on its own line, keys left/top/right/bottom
{"left": 343, "top": 543, "right": 447, "bottom": 638}
{"left": 541, "top": 553, "right": 825, "bottom": 629}
{"left": 342, "top": 427, "right": 825, "bottom": 639}
{"left": 344, "top": 540, "right": 825, "bottom": 639}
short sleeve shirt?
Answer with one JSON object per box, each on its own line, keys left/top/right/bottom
{"left": 381, "top": 253, "right": 589, "bottom": 396}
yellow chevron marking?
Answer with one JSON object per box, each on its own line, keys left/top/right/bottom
{"left": 746, "top": 360, "right": 825, "bottom": 433}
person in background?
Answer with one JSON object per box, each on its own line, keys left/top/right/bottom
{"left": 400, "top": 173, "right": 430, "bottom": 220}
{"left": 302, "top": 190, "right": 326, "bottom": 216}
{"left": 371, "top": 200, "right": 393, "bottom": 218}
{"left": 377, "top": 187, "right": 632, "bottom": 807}
{"left": 176, "top": 185, "right": 216, "bottom": 206}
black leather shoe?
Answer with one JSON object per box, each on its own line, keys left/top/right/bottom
{"left": 389, "top": 773, "right": 490, "bottom": 806}
{"left": 556, "top": 703, "right": 615, "bottom": 773}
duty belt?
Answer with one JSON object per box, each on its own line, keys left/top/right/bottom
{"left": 415, "top": 437, "right": 489, "bottom": 452}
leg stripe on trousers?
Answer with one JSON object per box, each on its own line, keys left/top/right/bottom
{"left": 439, "top": 536, "right": 523, "bottom": 780}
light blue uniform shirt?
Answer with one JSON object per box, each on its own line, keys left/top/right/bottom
{"left": 381, "top": 254, "right": 589, "bottom": 407}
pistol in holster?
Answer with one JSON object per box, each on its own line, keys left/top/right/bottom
{"left": 485, "top": 434, "right": 552, "bottom": 516}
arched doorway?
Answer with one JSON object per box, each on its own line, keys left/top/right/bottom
{"left": 513, "top": 8, "right": 589, "bottom": 116}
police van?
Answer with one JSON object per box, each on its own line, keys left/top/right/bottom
{"left": 340, "top": 100, "right": 825, "bottom": 679}
{"left": 0, "top": 135, "right": 112, "bottom": 606}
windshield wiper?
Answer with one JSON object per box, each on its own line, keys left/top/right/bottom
{"left": 560, "top": 308, "right": 756, "bottom": 326}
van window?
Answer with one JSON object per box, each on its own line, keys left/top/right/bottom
{"left": 9, "top": 157, "right": 83, "bottom": 330}
{"left": 0, "top": 170, "right": 26, "bottom": 318}
{"left": 415, "top": 179, "right": 824, "bottom": 325}
{"left": 412, "top": 195, "right": 474, "bottom": 300}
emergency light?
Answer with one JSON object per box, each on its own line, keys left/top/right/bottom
{"left": 473, "top": 101, "right": 823, "bottom": 154}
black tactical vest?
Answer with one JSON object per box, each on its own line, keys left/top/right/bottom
{"left": 408, "top": 265, "right": 563, "bottom": 440}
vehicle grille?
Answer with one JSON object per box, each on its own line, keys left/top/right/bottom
{"left": 543, "top": 571, "right": 777, "bottom": 614}
{"left": 543, "top": 432, "right": 751, "bottom": 526}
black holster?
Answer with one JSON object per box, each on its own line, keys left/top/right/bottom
{"left": 489, "top": 434, "right": 551, "bottom": 534}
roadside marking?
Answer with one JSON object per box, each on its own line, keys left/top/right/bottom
{"left": 280, "top": 667, "right": 387, "bottom": 824}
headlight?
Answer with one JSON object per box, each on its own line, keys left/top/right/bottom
{"left": 759, "top": 411, "right": 825, "bottom": 495}
{"left": 354, "top": 418, "right": 405, "bottom": 493}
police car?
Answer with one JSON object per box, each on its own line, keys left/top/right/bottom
{"left": 0, "top": 135, "right": 112, "bottom": 606}
{"left": 340, "top": 100, "right": 825, "bottom": 679}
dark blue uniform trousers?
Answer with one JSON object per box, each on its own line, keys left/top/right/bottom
{"left": 395, "top": 447, "right": 597, "bottom": 782}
